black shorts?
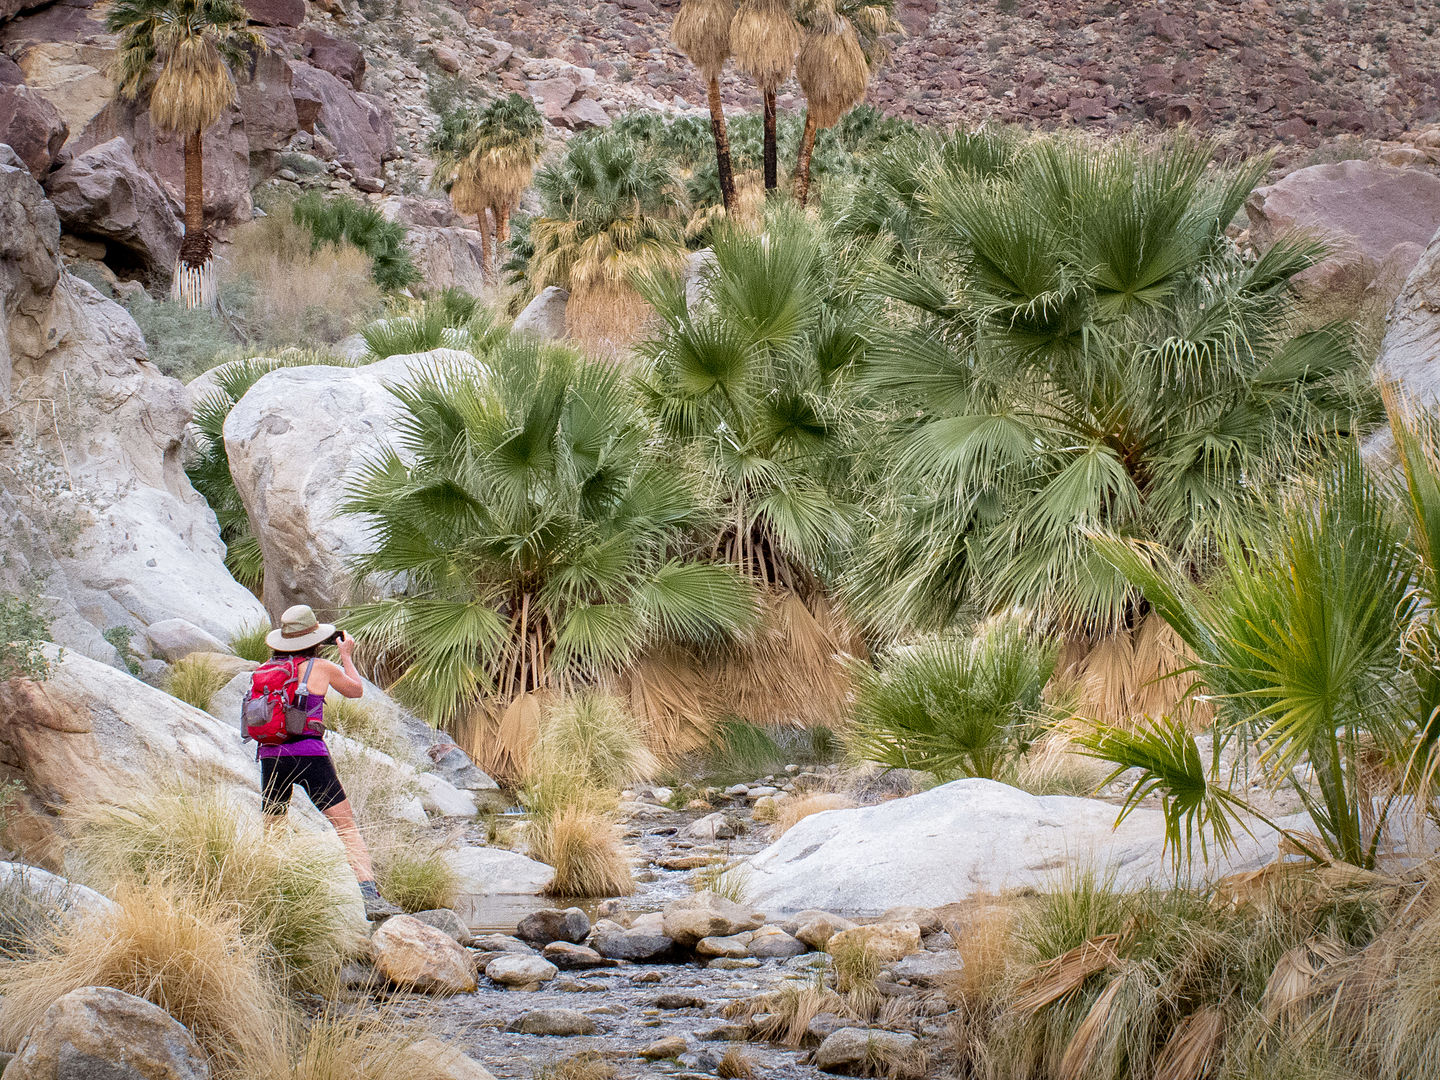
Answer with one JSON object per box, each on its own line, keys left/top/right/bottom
{"left": 260, "top": 753, "right": 347, "bottom": 814}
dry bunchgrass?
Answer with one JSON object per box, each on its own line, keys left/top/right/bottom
{"left": 0, "top": 884, "right": 286, "bottom": 1077}
{"left": 535, "top": 1050, "right": 616, "bottom": 1080}
{"left": 858, "top": 1032, "right": 929, "bottom": 1080}
{"left": 773, "top": 792, "right": 854, "bottom": 837}
{"left": 274, "top": 1013, "right": 440, "bottom": 1080}
{"left": 1008, "top": 733, "right": 1107, "bottom": 798}
{"left": 532, "top": 693, "right": 659, "bottom": 789}
{"left": 323, "top": 698, "right": 412, "bottom": 763}
{"left": 68, "top": 786, "right": 360, "bottom": 989}
{"left": 373, "top": 834, "right": 461, "bottom": 914}
{"left": 694, "top": 861, "right": 752, "bottom": 906}
{"left": 724, "top": 979, "right": 844, "bottom": 1047}
{"left": 225, "top": 211, "right": 381, "bottom": 346}
{"left": 829, "top": 933, "right": 883, "bottom": 996}
{"left": 717, "top": 1048, "right": 756, "bottom": 1079}
{"left": 165, "top": 653, "right": 231, "bottom": 713}
{"left": 940, "top": 902, "right": 1016, "bottom": 1007}
{"left": 329, "top": 743, "right": 423, "bottom": 831}
{"left": 529, "top": 801, "right": 634, "bottom": 898}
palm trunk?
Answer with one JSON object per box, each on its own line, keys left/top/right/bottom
{"left": 762, "top": 87, "right": 778, "bottom": 191}
{"left": 708, "top": 75, "right": 736, "bottom": 211}
{"left": 173, "top": 129, "right": 214, "bottom": 309}
{"left": 477, "top": 210, "right": 493, "bottom": 287}
{"left": 497, "top": 203, "right": 510, "bottom": 247}
{"left": 794, "top": 109, "right": 819, "bottom": 206}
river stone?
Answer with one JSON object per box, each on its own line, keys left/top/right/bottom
{"left": 372, "top": 915, "right": 477, "bottom": 995}
{"left": 409, "top": 908, "right": 472, "bottom": 945}
{"left": 747, "top": 925, "right": 807, "bottom": 958}
{"left": 744, "top": 777, "right": 1298, "bottom": 915}
{"left": 485, "top": 953, "right": 558, "bottom": 989}
{"left": 508, "top": 1008, "right": 596, "bottom": 1035}
{"left": 888, "top": 950, "right": 966, "bottom": 987}
{"left": 828, "top": 923, "right": 923, "bottom": 964}
{"left": 684, "top": 812, "right": 736, "bottom": 841}
{"left": 695, "top": 933, "right": 750, "bottom": 959}
{"left": 789, "top": 911, "right": 856, "bottom": 950}
{"left": 517, "top": 907, "right": 591, "bottom": 945}
{"left": 661, "top": 891, "right": 765, "bottom": 947}
{"left": 470, "top": 934, "right": 536, "bottom": 954}
{"left": 542, "top": 941, "right": 614, "bottom": 969}
{"left": 879, "top": 906, "right": 943, "bottom": 934}
{"left": 590, "top": 919, "right": 675, "bottom": 962}
{"left": 6, "top": 986, "right": 208, "bottom": 1080}
{"left": 640, "top": 1035, "right": 688, "bottom": 1059}
{"left": 652, "top": 992, "right": 707, "bottom": 1010}
{"left": 814, "top": 1028, "right": 922, "bottom": 1077}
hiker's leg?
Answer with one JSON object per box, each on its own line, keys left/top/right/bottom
{"left": 321, "top": 798, "right": 374, "bottom": 883}
{"left": 259, "top": 756, "right": 293, "bottom": 829}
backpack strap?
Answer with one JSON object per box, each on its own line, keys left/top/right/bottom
{"left": 295, "top": 658, "right": 317, "bottom": 705}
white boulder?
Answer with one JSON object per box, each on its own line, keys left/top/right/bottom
{"left": 743, "top": 778, "right": 1295, "bottom": 916}
{"left": 511, "top": 286, "right": 568, "bottom": 340}
{"left": 1376, "top": 223, "right": 1440, "bottom": 413}
{"left": 446, "top": 845, "right": 555, "bottom": 896}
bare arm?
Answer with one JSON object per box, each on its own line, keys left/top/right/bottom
{"left": 326, "top": 632, "right": 365, "bottom": 698}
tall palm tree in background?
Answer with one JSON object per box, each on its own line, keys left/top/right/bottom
{"left": 428, "top": 94, "right": 544, "bottom": 285}
{"left": 847, "top": 134, "right": 1377, "bottom": 720}
{"left": 107, "top": 0, "right": 262, "bottom": 308}
{"left": 730, "top": 0, "right": 800, "bottom": 191}
{"left": 673, "top": 0, "right": 738, "bottom": 212}
{"left": 792, "top": 0, "right": 898, "bottom": 205}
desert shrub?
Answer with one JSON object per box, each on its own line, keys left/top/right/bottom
{"left": 527, "top": 800, "right": 633, "bottom": 898}
{"left": 69, "top": 787, "right": 358, "bottom": 989}
{"left": 292, "top": 191, "right": 420, "bottom": 292}
{"left": 225, "top": 210, "right": 382, "bottom": 346}
{"left": 373, "top": 838, "right": 460, "bottom": 913}
{"left": 102, "top": 625, "right": 142, "bottom": 676}
{"left": 846, "top": 621, "right": 1058, "bottom": 782}
{"left": 773, "top": 792, "right": 854, "bottom": 836}
{"left": 126, "top": 296, "right": 237, "bottom": 380}
{"left": 0, "top": 885, "right": 287, "bottom": 1077}
{"left": 532, "top": 694, "right": 658, "bottom": 790}
{"left": 0, "top": 593, "right": 52, "bottom": 682}
{"left": 725, "top": 978, "right": 844, "bottom": 1046}
{"left": 164, "top": 654, "right": 230, "bottom": 713}
{"left": 229, "top": 622, "right": 272, "bottom": 663}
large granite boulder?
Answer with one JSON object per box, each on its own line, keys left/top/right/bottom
{"left": 288, "top": 61, "right": 394, "bottom": 182}
{"left": 43, "top": 137, "right": 182, "bottom": 285}
{"left": 1246, "top": 160, "right": 1440, "bottom": 317}
{"left": 1375, "top": 224, "right": 1440, "bottom": 413}
{"left": 0, "top": 861, "right": 116, "bottom": 922}
{"left": 743, "top": 778, "right": 1295, "bottom": 916}
{"left": 223, "top": 350, "right": 475, "bottom": 618}
{"left": 446, "top": 845, "right": 556, "bottom": 896}
{"left": 405, "top": 225, "right": 490, "bottom": 294}
{"left": 0, "top": 84, "right": 67, "bottom": 178}
{"left": 235, "top": 48, "right": 300, "bottom": 157}
{"left": 0, "top": 151, "right": 267, "bottom": 662}
{"left": 301, "top": 29, "right": 366, "bottom": 91}
{"left": 371, "top": 914, "right": 477, "bottom": 994}
{"left": 512, "top": 286, "right": 568, "bottom": 340}
{"left": 6, "top": 24, "right": 115, "bottom": 150}
{"left": 0, "top": 648, "right": 256, "bottom": 871}
{"left": 6, "top": 986, "right": 210, "bottom": 1080}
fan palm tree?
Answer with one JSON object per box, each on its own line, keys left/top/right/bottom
{"left": 673, "top": 0, "right": 738, "bottom": 212}
{"left": 528, "top": 132, "right": 689, "bottom": 351}
{"left": 343, "top": 335, "right": 757, "bottom": 776}
{"left": 849, "top": 134, "right": 1377, "bottom": 719}
{"left": 792, "top": 0, "right": 898, "bottom": 205}
{"left": 730, "top": 0, "right": 800, "bottom": 191}
{"left": 429, "top": 94, "right": 545, "bottom": 284}
{"left": 107, "top": 0, "right": 262, "bottom": 308}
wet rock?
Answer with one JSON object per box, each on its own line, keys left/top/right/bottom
{"left": 6, "top": 986, "right": 208, "bottom": 1080}
{"left": 508, "top": 1008, "right": 596, "bottom": 1036}
{"left": 684, "top": 813, "right": 735, "bottom": 842}
{"left": 828, "top": 923, "right": 923, "bottom": 964}
{"left": 806, "top": 1012, "right": 850, "bottom": 1042}
{"left": 815, "top": 1028, "right": 922, "bottom": 1077}
{"left": 695, "top": 934, "right": 750, "bottom": 959}
{"left": 542, "top": 941, "right": 615, "bottom": 969}
{"left": 651, "top": 992, "right": 707, "bottom": 1010}
{"left": 747, "top": 926, "right": 806, "bottom": 959}
{"left": 789, "top": 911, "right": 855, "bottom": 950}
{"left": 707, "top": 957, "right": 761, "bottom": 970}
{"left": 471, "top": 933, "right": 537, "bottom": 954}
{"left": 888, "top": 950, "right": 965, "bottom": 987}
{"left": 590, "top": 918, "right": 676, "bottom": 962}
{"left": 485, "top": 953, "right": 558, "bottom": 990}
{"left": 372, "top": 915, "right": 478, "bottom": 995}
{"left": 517, "top": 907, "right": 591, "bottom": 946}
{"left": 410, "top": 908, "right": 473, "bottom": 945}
{"left": 662, "top": 891, "right": 765, "bottom": 947}
{"left": 640, "top": 1035, "right": 687, "bottom": 1059}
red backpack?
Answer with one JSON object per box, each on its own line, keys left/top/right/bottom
{"left": 241, "top": 658, "right": 321, "bottom": 745}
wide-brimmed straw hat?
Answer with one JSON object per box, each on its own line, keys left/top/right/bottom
{"left": 265, "top": 605, "right": 337, "bottom": 653}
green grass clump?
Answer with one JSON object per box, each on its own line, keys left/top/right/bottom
{"left": 703, "top": 719, "right": 786, "bottom": 781}
{"left": 532, "top": 693, "right": 657, "bottom": 790}
{"left": 374, "top": 842, "right": 460, "bottom": 914}
{"left": 164, "top": 654, "right": 231, "bottom": 714}
{"left": 292, "top": 192, "right": 420, "bottom": 292}
{"left": 694, "top": 861, "right": 751, "bottom": 906}
{"left": 229, "top": 622, "right": 272, "bottom": 664}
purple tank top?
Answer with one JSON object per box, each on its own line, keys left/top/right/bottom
{"left": 256, "top": 679, "right": 329, "bottom": 759}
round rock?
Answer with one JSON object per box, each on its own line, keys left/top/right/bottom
{"left": 485, "top": 953, "right": 559, "bottom": 990}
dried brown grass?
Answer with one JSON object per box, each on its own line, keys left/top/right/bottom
{"left": 940, "top": 902, "right": 1016, "bottom": 1006}
{"left": 1057, "top": 615, "right": 1209, "bottom": 728}
{"left": 537, "top": 1050, "right": 617, "bottom": 1080}
{"left": 530, "top": 802, "right": 634, "bottom": 898}
{"left": 717, "top": 1048, "right": 756, "bottom": 1080}
{"left": 724, "top": 982, "right": 844, "bottom": 1046}
{"left": 773, "top": 792, "right": 854, "bottom": 836}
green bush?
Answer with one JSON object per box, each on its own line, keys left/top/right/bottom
{"left": 125, "top": 298, "right": 237, "bottom": 381}
{"left": 102, "top": 626, "right": 142, "bottom": 677}
{"left": 228, "top": 622, "right": 272, "bottom": 664}
{"left": 0, "top": 594, "right": 52, "bottom": 682}
{"left": 292, "top": 192, "right": 420, "bottom": 292}
{"left": 164, "top": 654, "right": 230, "bottom": 713}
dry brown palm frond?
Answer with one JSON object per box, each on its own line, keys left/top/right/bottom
{"left": 565, "top": 280, "right": 658, "bottom": 359}
{"left": 1151, "top": 1005, "right": 1226, "bottom": 1080}
{"left": 473, "top": 147, "right": 536, "bottom": 210}
{"left": 149, "top": 39, "right": 238, "bottom": 134}
{"left": 1057, "top": 973, "right": 1125, "bottom": 1080}
{"left": 1058, "top": 615, "right": 1206, "bottom": 728}
{"left": 455, "top": 690, "right": 547, "bottom": 779}
{"left": 623, "top": 645, "right": 715, "bottom": 755}
{"left": 1010, "top": 933, "right": 1121, "bottom": 1016}
{"left": 795, "top": 19, "right": 868, "bottom": 128}
{"left": 1263, "top": 937, "right": 1346, "bottom": 1025}
{"left": 729, "top": 0, "right": 799, "bottom": 88}
{"left": 673, "top": 0, "right": 736, "bottom": 77}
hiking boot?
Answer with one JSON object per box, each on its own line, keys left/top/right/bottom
{"left": 359, "top": 881, "right": 402, "bottom": 922}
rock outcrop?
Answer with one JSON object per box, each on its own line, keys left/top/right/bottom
{"left": 0, "top": 83, "right": 65, "bottom": 178}
{"left": 1376, "top": 224, "right": 1440, "bottom": 412}
{"left": 0, "top": 150, "right": 267, "bottom": 663}
{"left": 1246, "top": 160, "right": 1440, "bottom": 317}
{"left": 743, "top": 778, "right": 1293, "bottom": 915}
{"left": 223, "top": 349, "right": 473, "bottom": 618}
{"left": 6, "top": 986, "right": 210, "bottom": 1080}
{"left": 512, "top": 286, "right": 568, "bottom": 340}
{"left": 371, "top": 914, "right": 478, "bottom": 994}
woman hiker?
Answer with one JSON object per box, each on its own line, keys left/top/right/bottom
{"left": 253, "top": 604, "right": 402, "bottom": 921}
